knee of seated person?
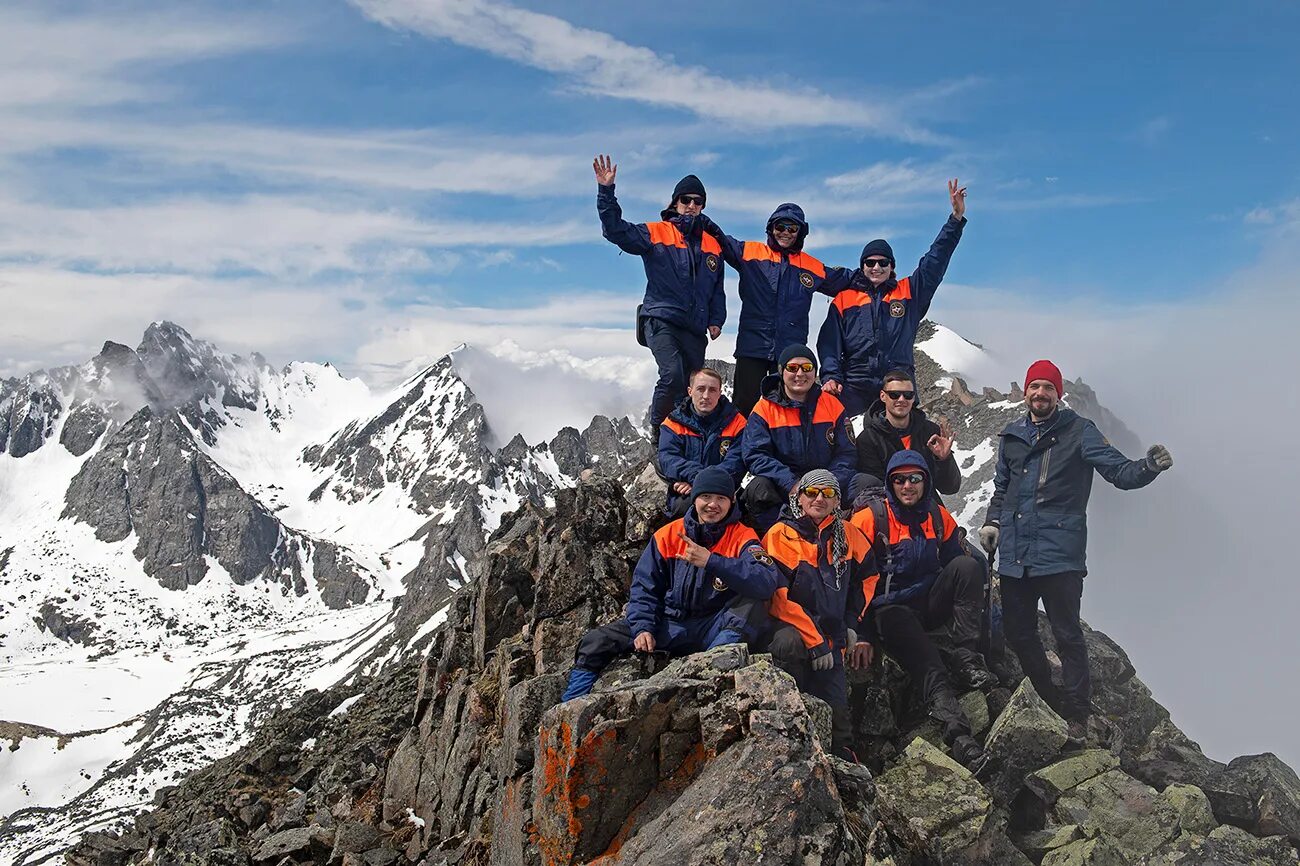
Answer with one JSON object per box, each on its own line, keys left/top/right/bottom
{"left": 766, "top": 627, "right": 806, "bottom": 660}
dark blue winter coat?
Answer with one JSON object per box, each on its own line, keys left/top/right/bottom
{"left": 658, "top": 396, "right": 747, "bottom": 488}
{"left": 626, "top": 506, "right": 777, "bottom": 638}
{"left": 848, "top": 451, "right": 964, "bottom": 624}
{"left": 817, "top": 215, "right": 966, "bottom": 391}
{"left": 984, "top": 408, "right": 1159, "bottom": 579}
{"left": 598, "top": 183, "right": 725, "bottom": 334}
{"left": 743, "top": 375, "right": 856, "bottom": 493}
{"left": 710, "top": 204, "right": 854, "bottom": 361}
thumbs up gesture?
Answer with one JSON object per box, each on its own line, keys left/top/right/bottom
{"left": 677, "top": 532, "right": 712, "bottom": 568}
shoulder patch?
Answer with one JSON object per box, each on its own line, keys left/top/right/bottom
{"left": 749, "top": 548, "right": 775, "bottom": 567}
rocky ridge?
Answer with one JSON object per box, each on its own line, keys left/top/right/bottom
{"left": 62, "top": 467, "right": 1300, "bottom": 866}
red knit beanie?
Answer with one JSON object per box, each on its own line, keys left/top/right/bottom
{"left": 1024, "top": 359, "right": 1063, "bottom": 396}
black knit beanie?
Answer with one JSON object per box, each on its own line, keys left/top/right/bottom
{"left": 860, "top": 239, "right": 895, "bottom": 266}
{"left": 778, "top": 344, "right": 817, "bottom": 371}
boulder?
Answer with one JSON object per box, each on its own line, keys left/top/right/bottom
{"left": 1040, "top": 835, "right": 1128, "bottom": 866}
{"left": 1206, "top": 752, "right": 1300, "bottom": 845}
{"left": 1130, "top": 718, "right": 1225, "bottom": 790}
{"left": 983, "top": 679, "right": 1070, "bottom": 804}
{"left": 874, "top": 738, "right": 1032, "bottom": 866}
{"left": 1051, "top": 769, "right": 1180, "bottom": 861}
{"left": 1143, "top": 824, "right": 1300, "bottom": 866}
{"left": 1161, "top": 783, "right": 1217, "bottom": 835}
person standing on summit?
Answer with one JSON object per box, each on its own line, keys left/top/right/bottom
{"left": 595, "top": 154, "right": 725, "bottom": 429}
{"left": 817, "top": 179, "right": 968, "bottom": 416}
{"left": 706, "top": 204, "right": 855, "bottom": 416}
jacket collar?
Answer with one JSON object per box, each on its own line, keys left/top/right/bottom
{"left": 1002, "top": 407, "right": 1076, "bottom": 443}
{"left": 668, "top": 395, "right": 737, "bottom": 434}
{"left": 869, "top": 403, "right": 927, "bottom": 438}
{"left": 850, "top": 270, "right": 898, "bottom": 294}
{"left": 759, "top": 374, "right": 823, "bottom": 410}
{"left": 684, "top": 501, "right": 739, "bottom": 547}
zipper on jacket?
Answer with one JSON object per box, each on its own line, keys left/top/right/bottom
{"left": 1036, "top": 446, "right": 1052, "bottom": 496}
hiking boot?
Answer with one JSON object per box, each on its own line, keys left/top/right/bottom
{"left": 953, "top": 662, "right": 999, "bottom": 692}
{"left": 950, "top": 735, "right": 988, "bottom": 772}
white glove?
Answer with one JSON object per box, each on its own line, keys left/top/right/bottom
{"left": 811, "top": 649, "right": 835, "bottom": 671}
{"left": 1146, "top": 444, "right": 1173, "bottom": 472}
{"left": 846, "top": 628, "right": 858, "bottom": 649}
{"left": 978, "top": 524, "right": 999, "bottom": 556}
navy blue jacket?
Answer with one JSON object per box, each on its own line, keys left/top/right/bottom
{"left": 743, "top": 375, "right": 857, "bottom": 493}
{"left": 984, "top": 408, "right": 1159, "bottom": 578}
{"left": 848, "top": 451, "right": 964, "bottom": 632}
{"left": 658, "top": 396, "right": 747, "bottom": 488}
{"left": 598, "top": 183, "right": 725, "bottom": 334}
{"left": 626, "top": 506, "right": 777, "bottom": 637}
{"left": 709, "top": 204, "right": 853, "bottom": 361}
{"left": 817, "top": 215, "right": 966, "bottom": 390}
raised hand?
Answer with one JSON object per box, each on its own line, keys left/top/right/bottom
{"left": 633, "top": 631, "right": 656, "bottom": 653}
{"left": 928, "top": 426, "right": 954, "bottom": 462}
{"left": 1146, "top": 444, "right": 1173, "bottom": 472}
{"left": 677, "top": 531, "right": 712, "bottom": 568}
{"left": 593, "top": 154, "right": 617, "bottom": 186}
{"left": 949, "top": 178, "right": 967, "bottom": 220}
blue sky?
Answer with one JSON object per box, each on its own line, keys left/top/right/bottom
{"left": 2, "top": 0, "right": 1297, "bottom": 382}
{"left": 3, "top": 1, "right": 1300, "bottom": 767}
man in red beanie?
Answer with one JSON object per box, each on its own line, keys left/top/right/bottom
{"left": 978, "top": 360, "right": 1173, "bottom": 736}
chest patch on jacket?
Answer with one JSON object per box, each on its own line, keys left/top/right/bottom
{"left": 800, "top": 272, "right": 814, "bottom": 288}
{"left": 706, "top": 254, "right": 719, "bottom": 272}
{"left": 826, "top": 427, "right": 837, "bottom": 445}
{"left": 889, "top": 299, "right": 906, "bottom": 317}
{"left": 719, "top": 438, "right": 732, "bottom": 456}
{"left": 712, "top": 576, "right": 727, "bottom": 591}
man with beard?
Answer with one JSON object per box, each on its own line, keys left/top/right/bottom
{"left": 741, "top": 345, "right": 856, "bottom": 534}
{"left": 595, "top": 154, "right": 725, "bottom": 429}
{"left": 979, "top": 360, "right": 1173, "bottom": 735}
{"left": 704, "top": 204, "right": 855, "bottom": 415}
{"left": 850, "top": 451, "right": 993, "bottom": 770}
{"left": 561, "top": 468, "right": 776, "bottom": 701}
{"left": 659, "top": 367, "right": 747, "bottom": 517}
{"left": 856, "top": 369, "right": 960, "bottom": 503}
{"left": 763, "top": 469, "right": 878, "bottom": 759}
{"left": 817, "top": 179, "right": 968, "bottom": 416}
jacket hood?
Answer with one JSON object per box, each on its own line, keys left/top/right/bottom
{"left": 765, "top": 202, "right": 809, "bottom": 254}
{"left": 658, "top": 210, "right": 704, "bottom": 235}
{"left": 885, "top": 449, "right": 932, "bottom": 514}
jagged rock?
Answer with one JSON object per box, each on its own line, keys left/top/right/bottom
{"left": 1041, "top": 834, "right": 1128, "bottom": 866}
{"left": 1130, "top": 717, "right": 1225, "bottom": 790}
{"left": 1024, "top": 750, "right": 1122, "bottom": 810}
{"left": 1143, "top": 825, "right": 1300, "bottom": 865}
{"left": 1205, "top": 753, "right": 1300, "bottom": 844}
{"left": 34, "top": 601, "right": 98, "bottom": 646}
{"left": 874, "top": 737, "right": 1032, "bottom": 865}
{"left": 252, "top": 824, "right": 334, "bottom": 861}
{"left": 984, "top": 679, "right": 1070, "bottom": 804}
{"left": 1051, "top": 769, "right": 1180, "bottom": 861}
{"left": 1162, "top": 783, "right": 1217, "bottom": 835}
{"left": 1010, "top": 824, "right": 1084, "bottom": 861}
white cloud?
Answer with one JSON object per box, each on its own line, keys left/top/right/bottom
{"left": 349, "top": 0, "right": 933, "bottom": 139}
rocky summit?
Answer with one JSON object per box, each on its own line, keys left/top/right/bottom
{"left": 63, "top": 469, "right": 1300, "bottom": 866}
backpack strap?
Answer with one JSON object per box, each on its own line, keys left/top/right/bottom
{"left": 867, "top": 498, "right": 894, "bottom": 597}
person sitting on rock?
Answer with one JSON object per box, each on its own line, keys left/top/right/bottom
{"left": 561, "top": 467, "right": 777, "bottom": 701}
{"left": 978, "top": 359, "right": 1173, "bottom": 737}
{"left": 762, "top": 469, "right": 878, "bottom": 759}
{"left": 855, "top": 370, "right": 960, "bottom": 504}
{"left": 849, "top": 450, "right": 994, "bottom": 770}
{"left": 658, "top": 367, "right": 747, "bottom": 518}
{"left": 741, "top": 344, "right": 856, "bottom": 534}
{"left": 816, "top": 179, "right": 968, "bottom": 417}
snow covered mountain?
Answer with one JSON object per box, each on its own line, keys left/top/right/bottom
{"left": 0, "top": 319, "right": 1133, "bottom": 861}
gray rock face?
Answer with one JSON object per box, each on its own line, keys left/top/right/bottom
{"left": 1206, "top": 753, "right": 1300, "bottom": 845}
{"left": 984, "top": 679, "right": 1070, "bottom": 804}
{"left": 1052, "top": 769, "right": 1180, "bottom": 861}
{"left": 35, "top": 601, "right": 98, "bottom": 646}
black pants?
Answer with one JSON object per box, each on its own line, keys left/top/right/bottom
{"left": 643, "top": 317, "right": 707, "bottom": 429}
{"left": 1000, "top": 571, "right": 1089, "bottom": 721}
{"left": 766, "top": 624, "right": 852, "bottom": 753}
{"left": 870, "top": 555, "right": 986, "bottom": 742}
{"left": 733, "top": 356, "right": 776, "bottom": 416}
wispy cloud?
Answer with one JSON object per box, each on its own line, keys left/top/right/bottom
{"left": 350, "top": 0, "right": 935, "bottom": 140}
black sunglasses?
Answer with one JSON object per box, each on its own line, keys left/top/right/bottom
{"left": 883, "top": 390, "right": 915, "bottom": 401}
{"left": 890, "top": 472, "right": 925, "bottom": 486}
{"left": 677, "top": 195, "right": 705, "bottom": 206}
{"left": 863, "top": 258, "right": 892, "bottom": 269}
{"left": 772, "top": 221, "right": 800, "bottom": 233}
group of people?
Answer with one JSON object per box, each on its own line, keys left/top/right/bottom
{"left": 563, "top": 157, "right": 1176, "bottom": 768}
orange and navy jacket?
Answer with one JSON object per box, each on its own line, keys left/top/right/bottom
{"left": 658, "top": 395, "right": 747, "bottom": 488}
{"left": 762, "top": 511, "right": 878, "bottom": 657}
{"left": 741, "top": 376, "right": 856, "bottom": 493}
{"left": 817, "top": 214, "right": 966, "bottom": 391}
{"left": 710, "top": 204, "right": 854, "bottom": 361}
{"left": 626, "top": 506, "right": 777, "bottom": 638}
{"left": 597, "top": 183, "right": 725, "bottom": 334}
{"left": 848, "top": 451, "right": 965, "bottom": 636}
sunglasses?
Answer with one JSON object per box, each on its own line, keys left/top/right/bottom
{"left": 863, "top": 258, "right": 892, "bottom": 269}
{"left": 784, "top": 362, "right": 815, "bottom": 373}
{"left": 677, "top": 195, "right": 705, "bottom": 206}
{"left": 890, "top": 473, "right": 925, "bottom": 486}
{"left": 800, "top": 485, "right": 839, "bottom": 499}
{"left": 883, "top": 390, "right": 915, "bottom": 401}
{"left": 772, "top": 221, "right": 800, "bottom": 233}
